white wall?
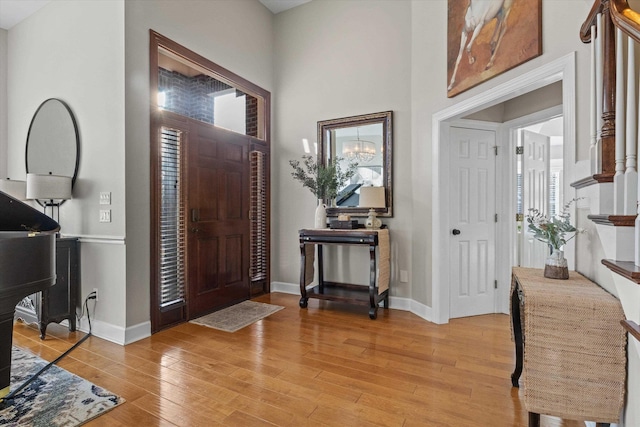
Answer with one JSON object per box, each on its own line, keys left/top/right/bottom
{"left": 7, "top": 0, "right": 128, "bottom": 337}
{"left": 272, "top": 0, "right": 413, "bottom": 298}
{"left": 123, "top": 0, "right": 275, "bottom": 328}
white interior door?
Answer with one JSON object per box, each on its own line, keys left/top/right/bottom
{"left": 449, "top": 126, "right": 496, "bottom": 318}
{"left": 521, "top": 129, "right": 550, "bottom": 267}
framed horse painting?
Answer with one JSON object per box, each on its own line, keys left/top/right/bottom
{"left": 447, "top": 0, "right": 542, "bottom": 98}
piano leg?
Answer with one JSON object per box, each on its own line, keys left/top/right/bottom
{"left": 0, "top": 310, "right": 14, "bottom": 398}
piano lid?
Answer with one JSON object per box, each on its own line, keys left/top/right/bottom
{"left": 0, "top": 191, "right": 59, "bottom": 233}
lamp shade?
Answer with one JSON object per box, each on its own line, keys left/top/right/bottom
{"left": 26, "top": 173, "right": 72, "bottom": 200}
{"left": 0, "top": 179, "right": 27, "bottom": 200}
{"left": 359, "top": 186, "right": 385, "bottom": 208}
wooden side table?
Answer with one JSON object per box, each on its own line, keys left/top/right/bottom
{"left": 298, "top": 228, "right": 390, "bottom": 319}
{"left": 510, "top": 267, "right": 626, "bottom": 427}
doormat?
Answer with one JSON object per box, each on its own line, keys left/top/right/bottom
{"left": 0, "top": 346, "right": 124, "bottom": 426}
{"left": 190, "top": 300, "right": 284, "bottom": 332}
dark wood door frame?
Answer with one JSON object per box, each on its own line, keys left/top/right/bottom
{"left": 149, "top": 31, "right": 271, "bottom": 333}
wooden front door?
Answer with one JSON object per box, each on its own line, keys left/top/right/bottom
{"left": 187, "top": 120, "right": 251, "bottom": 318}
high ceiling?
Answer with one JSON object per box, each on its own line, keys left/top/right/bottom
{"left": 0, "top": 0, "right": 50, "bottom": 30}
{"left": 258, "top": 0, "right": 311, "bottom": 14}
{"left": 0, "top": 0, "right": 311, "bottom": 30}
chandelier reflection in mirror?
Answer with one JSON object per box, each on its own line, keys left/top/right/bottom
{"left": 342, "top": 128, "right": 376, "bottom": 163}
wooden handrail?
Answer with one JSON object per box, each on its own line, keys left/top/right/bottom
{"left": 580, "top": 0, "right": 603, "bottom": 42}
{"left": 622, "top": 320, "right": 640, "bottom": 342}
{"left": 582, "top": 1, "right": 640, "bottom": 44}
{"left": 611, "top": 0, "right": 640, "bottom": 44}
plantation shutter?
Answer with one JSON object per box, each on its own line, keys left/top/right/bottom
{"left": 250, "top": 150, "right": 267, "bottom": 281}
{"left": 159, "top": 127, "right": 186, "bottom": 308}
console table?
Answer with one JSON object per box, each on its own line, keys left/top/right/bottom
{"left": 15, "top": 237, "right": 79, "bottom": 339}
{"left": 298, "top": 228, "right": 390, "bottom": 319}
{"left": 510, "top": 267, "right": 626, "bottom": 427}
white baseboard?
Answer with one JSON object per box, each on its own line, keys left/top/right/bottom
{"left": 124, "top": 321, "right": 151, "bottom": 344}
{"left": 270, "top": 281, "right": 434, "bottom": 323}
{"left": 271, "top": 281, "right": 299, "bottom": 295}
{"left": 77, "top": 318, "right": 150, "bottom": 345}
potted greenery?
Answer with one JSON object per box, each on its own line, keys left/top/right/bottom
{"left": 289, "top": 155, "right": 358, "bottom": 228}
{"left": 526, "top": 198, "right": 582, "bottom": 279}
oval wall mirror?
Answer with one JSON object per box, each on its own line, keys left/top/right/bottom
{"left": 25, "top": 98, "right": 80, "bottom": 194}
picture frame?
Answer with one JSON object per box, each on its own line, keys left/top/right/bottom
{"left": 447, "top": 0, "right": 542, "bottom": 98}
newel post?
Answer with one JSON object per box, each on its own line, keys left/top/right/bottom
{"left": 599, "top": 0, "right": 617, "bottom": 180}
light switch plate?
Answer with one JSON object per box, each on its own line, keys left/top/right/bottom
{"left": 99, "top": 192, "right": 111, "bottom": 205}
{"left": 99, "top": 209, "right": 111, "bottom": 223}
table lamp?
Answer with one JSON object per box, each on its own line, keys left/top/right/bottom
{"left": 359, "top": 186, "right": 385, "bottom": 229}
{"left": 26, "top": 173, "right": 72, "bottom": 222}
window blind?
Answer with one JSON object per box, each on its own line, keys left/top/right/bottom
{"left": 250, "top": 150, "right": 267, "bottom": 281}
{"left": 159, "top": 127, "right": 186, "bottom": 309}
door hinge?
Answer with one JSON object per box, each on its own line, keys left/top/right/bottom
{"left": 494, "top": 146, "right": 498, "bottom": 155}
{"left": 494, "top": 280, "right": 498, "bottom": 289}
{"left": 516, "top": 146, "right": 524, "bottom": 155}
{"left": 495, "top": 213, "right": 498, "bottom": 223}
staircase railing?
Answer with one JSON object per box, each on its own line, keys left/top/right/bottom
{"left": 580, "top": 0, "right": 640, "bottom": 340}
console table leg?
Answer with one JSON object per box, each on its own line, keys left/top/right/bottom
{"left": 511, "top": 277, "right": 523, "bottom": 387}
{"left": 38, "top": 322, "right": 47, "bottom": 340}
{"left": 368, "top": 244, "right": 377, "bottom": 320}
{"left": 299, "top": 242, "right": 308, "bottom": 309}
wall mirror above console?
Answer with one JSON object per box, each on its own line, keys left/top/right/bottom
{"left": 25, "top": 98, "right": 80, "bottom": 208}
{"left": 318, "top": 111, "right": 392, "bottom": 217}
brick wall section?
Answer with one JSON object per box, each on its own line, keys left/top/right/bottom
{"left": 159, "top": 68, "right": 258, "bottom": 137}
{"left": 244, "top": 91, "right": 258, "bottom": 137}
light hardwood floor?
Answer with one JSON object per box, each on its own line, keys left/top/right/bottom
{"left": 12, "top": 293, "right": 586, "bottom": 427}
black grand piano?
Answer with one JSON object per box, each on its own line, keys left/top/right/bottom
{"left": 0, "top": 190, "right": 58, "bottom": 399}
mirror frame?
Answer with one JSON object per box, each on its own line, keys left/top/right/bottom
{"left": 25, "top": 98, "right": 80, "bottom": 205}
{"left": 318, "top": 111, "right": 393, "bottom": 217}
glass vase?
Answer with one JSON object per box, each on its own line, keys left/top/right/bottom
{"left": 543, "top": 248, "right": 569, "bottom": 279}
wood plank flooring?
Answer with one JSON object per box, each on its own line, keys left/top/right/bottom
{"left": 12, "top": 293, "right": 587, "bottom": 427}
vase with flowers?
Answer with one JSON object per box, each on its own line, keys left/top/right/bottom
{"left": 526, "top": 198, "right": 582, "bottom": 279}
{"left": 289, "top": 155, "right": 358, "bottom": 228}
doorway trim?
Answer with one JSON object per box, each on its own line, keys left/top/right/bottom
{"left": 431, "top": 53, "right": 576, "bottom": 324}
{"left": 496, "top": 105, "right": 565, "bottom": 315}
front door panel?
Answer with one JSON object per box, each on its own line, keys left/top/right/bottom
{"left": 188, "top": 121, "right": 250, "bottom": 318}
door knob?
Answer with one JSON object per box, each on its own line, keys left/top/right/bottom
{"left": 452, "top": 229, "right": 461, "bottom": 235}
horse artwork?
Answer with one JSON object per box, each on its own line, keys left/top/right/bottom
{"left": 447, "top": 0, "right": 541, "bottom": 98}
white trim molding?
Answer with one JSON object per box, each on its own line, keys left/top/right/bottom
{"left": 77, "top": 318, "right": 150, "bottom": 345}
{"left": 431, "top": 53, "right": 577, "bottom": 324}
{"left": 63, "top": 234, "right": 126, "bottom": 245}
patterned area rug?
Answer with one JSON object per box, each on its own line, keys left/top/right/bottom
{"left": 190, "top": 300, "right": 284, "bottom": 332}
{"left": 0, "top": 347, "right": 124, "bottom": 426}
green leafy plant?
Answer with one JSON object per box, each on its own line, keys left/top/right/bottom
{"left": 289, "top": 155, "right": 358, "bottom": 200}
{"left": 526, "top": 198, "right": 583, "bottom": 254}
